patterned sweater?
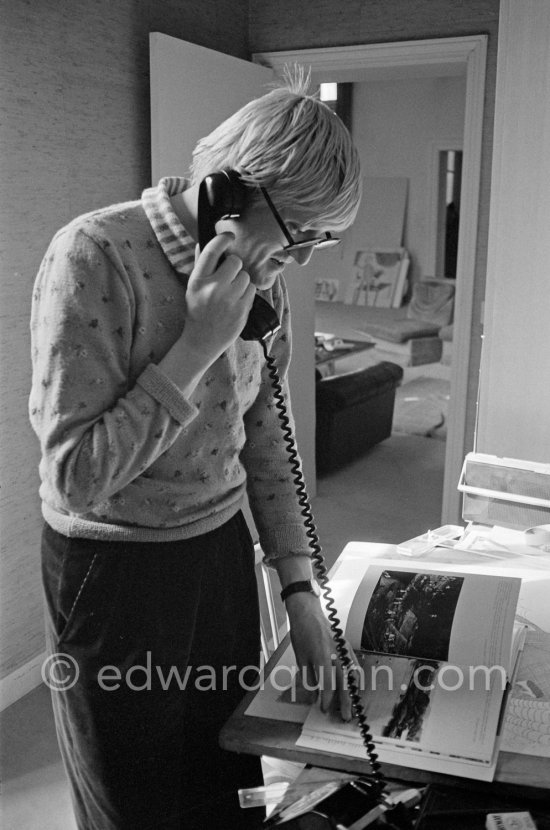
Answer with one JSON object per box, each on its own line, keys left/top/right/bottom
{"left": 29, "top": 178, "right": 311, "bottom": 562}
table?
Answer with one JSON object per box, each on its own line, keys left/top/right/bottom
{"left": 220, "top": 541, "right": 550, "bottom": 800}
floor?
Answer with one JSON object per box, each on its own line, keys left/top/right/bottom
{"left": 0, "top": 432, "right": 445, "bottom": 830}
{"left": 312, "top": 432, "right": 445, "bottom": 570}
{"left": 392, "top": 374, "right": 450, "bottom": 442}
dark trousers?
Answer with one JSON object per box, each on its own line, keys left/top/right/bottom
{"left": 41, "top": 513, "right": 264, "bottom": 829}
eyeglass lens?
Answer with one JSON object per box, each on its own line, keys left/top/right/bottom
{"left": 284, "top": 233, "right": 340, "bottom": 252}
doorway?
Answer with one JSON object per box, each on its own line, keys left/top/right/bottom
{"left": 253, "top": 36, "right": 487, "bottom": 523}
{"left": 438, "top": 149, "right": 463, "bottom": 279}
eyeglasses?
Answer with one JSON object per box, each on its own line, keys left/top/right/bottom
{"left": 260, "top": 187, "right": 341, "bottom": 252}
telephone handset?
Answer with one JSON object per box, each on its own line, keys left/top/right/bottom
{"left": 198, "top": 173, "right": 387, "bottom": 797}
{"left": 197, "top": 170, "right": 281, "bottom": 342}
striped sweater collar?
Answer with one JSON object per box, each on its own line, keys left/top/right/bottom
{"left": 141, "top": 177, "right": 195, "bottom": 275}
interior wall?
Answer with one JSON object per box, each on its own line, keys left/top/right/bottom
{"left": 249, "top": 0, "right": 499, "bottom": 53}
{"left": 0, "top": 0, "right": 249, "bottom": 684}
{"left": 352, "top": 76, "right": 466, "bottom": 285}
{"left": 249, "top": 0, "right": 500, "bottom": 514}
{"left": 477, "top": 0, "right": 550, "bottom": 462}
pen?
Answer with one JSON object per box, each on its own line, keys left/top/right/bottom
{"left": 342, "top": 788, "right": 423, "bottom": 830}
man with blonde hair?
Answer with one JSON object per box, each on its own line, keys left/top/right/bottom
{"left": 30, "top": 68, "right": 361, "bottom": 829}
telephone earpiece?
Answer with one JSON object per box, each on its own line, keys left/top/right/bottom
{"left": 197, "top": 169, "right": 280, "bottom": 342}
{"left": 197, "top": 170, "right": 248, "bottom": 251}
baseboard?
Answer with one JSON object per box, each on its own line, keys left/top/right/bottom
{"left": 0, "top": 651, "right": 47, "bottom": 711}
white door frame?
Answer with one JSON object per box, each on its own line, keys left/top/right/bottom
{"left": 253, "top": 36, "right": 487, "bottom": 523}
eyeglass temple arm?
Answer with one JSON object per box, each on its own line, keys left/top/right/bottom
{"left": 259, "top": 187, "right": 296, "bottom": 247}
{"left": 260, "top": 187, "right": 336, "bottom": 246}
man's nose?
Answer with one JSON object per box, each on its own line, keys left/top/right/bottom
{"left": 290, "top": 246, "right": 315, "bottom": 266}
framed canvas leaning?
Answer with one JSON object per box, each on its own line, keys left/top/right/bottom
{"left": 345, "top": 248, "right": 409, "bottom": 308}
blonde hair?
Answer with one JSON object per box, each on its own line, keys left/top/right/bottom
{"left": 189, "top": 66, "right": 362, "bottom": 232}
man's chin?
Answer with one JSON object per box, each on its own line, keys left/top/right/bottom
{"left": 252, "top": 273, "right": 279, "bottom": 292}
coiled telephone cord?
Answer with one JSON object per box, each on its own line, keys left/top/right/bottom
{"left": 262, "top": 341, "right": 387, "bottom": 794}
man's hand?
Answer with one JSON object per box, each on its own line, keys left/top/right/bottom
{"left": 284, "top": 591, "right": 359, "bottom": 722}
{"left": 159, "top": 233, "right": 256, "bottom": 396}
{"left": 183, "top": 232, "right": 256, "bottom": 366}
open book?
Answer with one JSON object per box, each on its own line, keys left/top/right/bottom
{"left": 297, "top": 560, "right": 526, "bottom": 781}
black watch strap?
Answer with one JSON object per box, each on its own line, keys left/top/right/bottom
{"left": 280, "top": 580, "right": 319, "bottom": 602}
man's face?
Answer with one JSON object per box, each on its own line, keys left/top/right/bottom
{"left": 217, "top": 198, "right": 323, "bottom": 291}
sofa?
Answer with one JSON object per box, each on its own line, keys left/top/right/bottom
{"left": 357, "top": 279, "right": 455, "bottom": 366}
{"left": 315, "top": 361, "right": 404, "bottom": 474}
{"left": 315, "top": 278, "right": 455, "bottom": 368}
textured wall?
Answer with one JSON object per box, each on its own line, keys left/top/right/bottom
{"left": 249, "top": 0, "right": 499, "bottom": 52}
{"left": 0, "top": 0, "right": 248, "bottom": 680}
{"left": 249, "top": 0, "right": 500, "bottom": 496}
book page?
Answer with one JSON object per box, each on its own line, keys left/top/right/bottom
{"left": 299, "top": 648, "right": 505, "bottom": 765}
{"left": 297, "top": 722, "right": 498, "bottom": 782}
{"left": 295, "top": 560, "right": 522, "bottom": 775}
{"left": 244, "top": 642, "right": 316, "bottom": 724}
{"left": 345, "top": 561, "right": 521, "bottom": 670}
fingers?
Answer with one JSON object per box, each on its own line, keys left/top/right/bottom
{"left": 193, "top": 232, "right": 237, "bottom": 280}
{"left": 232, "top": 269, "right": 256, "bottom": 301}
{"left": 192, "top": 233, "right": 253, "bottom": 304}
{"left": 288, "top": 606, "right": 363, "bottom": 725}
{"left": 318, "top": 658, "right": 349, "bottom": 719}
{"left": 318, "top": 643, "right": 361, "bottom": 722}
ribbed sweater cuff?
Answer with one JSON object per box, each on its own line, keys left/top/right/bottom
{"left": 137, "top": 363, "right": 198, "bottom": 425}
{"left": 260, "top": 523, "right": 313, "bottom": 564}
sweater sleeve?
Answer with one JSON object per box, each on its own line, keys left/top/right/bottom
{"left": 240, "top": 278, "right": 313, "bottom": 563}
{"left": 29, "top": 226, "right": 198, "bottom": 514}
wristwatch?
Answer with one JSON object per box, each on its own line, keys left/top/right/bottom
{"left": 280, "top": 580, "right": 321, "bottom": 602}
